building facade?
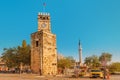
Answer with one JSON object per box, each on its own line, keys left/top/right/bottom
{"left": 31, "top": 12, "right": 57, "bottom": 75}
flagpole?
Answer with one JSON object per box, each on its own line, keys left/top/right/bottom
{"left": 43, "top": 3, "right": 46, "bottom": 13}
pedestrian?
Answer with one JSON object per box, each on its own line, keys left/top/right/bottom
{"left": 106, "top": 69, "right": 110, "bottom": 80}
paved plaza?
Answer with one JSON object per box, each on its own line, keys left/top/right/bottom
{"left": 0, "top": 73, "right": 120, "bottom": 80}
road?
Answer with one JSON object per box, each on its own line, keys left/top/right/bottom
{"left": 0, "top": 73, "right": 119, "bottom": 80}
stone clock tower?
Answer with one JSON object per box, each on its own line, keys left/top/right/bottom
{"left": 31, "top": 12, "right": 57, "bottom": 75}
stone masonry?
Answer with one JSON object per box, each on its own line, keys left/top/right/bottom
{"left": 31, "top": 12, "right": 57, "bottom": 75}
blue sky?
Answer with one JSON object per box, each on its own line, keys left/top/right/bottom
{"left": 0, "top": 0, "right": 120, "bottom": 62}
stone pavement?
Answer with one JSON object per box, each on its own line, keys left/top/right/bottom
{"left": 0, "top": 73, "right": 120, "bottom": 80}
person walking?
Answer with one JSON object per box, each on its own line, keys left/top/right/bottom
{"left": 106, "top": 69, "right": 110, "bottom": 80}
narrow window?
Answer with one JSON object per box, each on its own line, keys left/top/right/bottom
{"left": 36, "top": 41, "right": 39, "bottom": 47}
{"left": 43, "top": 17, "right": 45, "bottom": 20}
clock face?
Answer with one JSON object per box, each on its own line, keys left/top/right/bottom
{"left": 41, "top": 23, "right": 47, "bottom": 28}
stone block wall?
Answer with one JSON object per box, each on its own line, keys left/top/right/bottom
{"left": 31, "top": 31, "right": 57, "bottom": 75}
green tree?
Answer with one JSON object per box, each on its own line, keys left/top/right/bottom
{"left": 84, "top": 55, "right": 100, "bottom": 68}
{"left": 84, "top": 56, "right": 92, "bottom": 67}
{"left": 109, "top": 62, "right": 120, "bottom": 73}
{"left": 2, "top": 48, "right": 19, "bottom": 68}
{"left": 58, "top": 56, "right": 75, "bottom": 69}
{"left": 22, "top": 40, "right": 27, "bottom": 48}
{"left": 18, "top": 40, "right": 31, "bottom": 65}
{"left": 2, "top": 40, "right": 31, "bottom": 68}
{"left": 99, "top": 52, "right": 112, "bottom": 65}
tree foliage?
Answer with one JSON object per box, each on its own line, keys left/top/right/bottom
{"left": 22, "top": 40, "right": 27, "bottom": 48}
{"left": 99, "top": 52, "right": 112, "bottom": 64}
{"left": 2, "top": 40, "right": 31, "bottom": 68}
{"left": 18, "top": 40, "right": 31, "bottom": 65}
{"left": 2, "top": 48, "right": 18, "bottom": 68}
{"left": 84, "top": 55, "right": 100, "bottom": 68}
{"left": 58, "top": 56, "right": 75, "bottom": 69}
{"left": 84, "top": 52, "right": 112, "bottom": 68}
{"left": 109, "top": 62, "right": 120, "bottom": 73}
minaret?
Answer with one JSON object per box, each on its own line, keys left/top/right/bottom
{"left": 79, "top": 40, "right": 82, "bottom": 65}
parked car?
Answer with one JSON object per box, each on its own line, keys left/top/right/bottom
{"left": 89, "top": 69, "right": 103, "bottom": 78}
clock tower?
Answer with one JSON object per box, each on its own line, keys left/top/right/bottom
{"left": 31, "top": 12, "right": 57, "bottom": 75}
{"left": 38, "top": 12, "right": 51, "bottom": 32}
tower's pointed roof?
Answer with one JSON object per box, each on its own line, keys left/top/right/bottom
{"left": 79, "top": 40, "right": 82, "bottom": 48}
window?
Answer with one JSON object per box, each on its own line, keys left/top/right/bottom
{"left": 36, "top": 41, "right": 39, "bottom": 47}
{"left": 43, "top": 17, "right": 45, "bottom": 20}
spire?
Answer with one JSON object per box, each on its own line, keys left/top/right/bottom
{"left": 79, "top": 40, "right": 82, "bottom": 49}
{"left": 79, "top": 40, "right": 80, "bottom": 47}
{"left": 78, "top": 40, "right": 82, "bottom": 65}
